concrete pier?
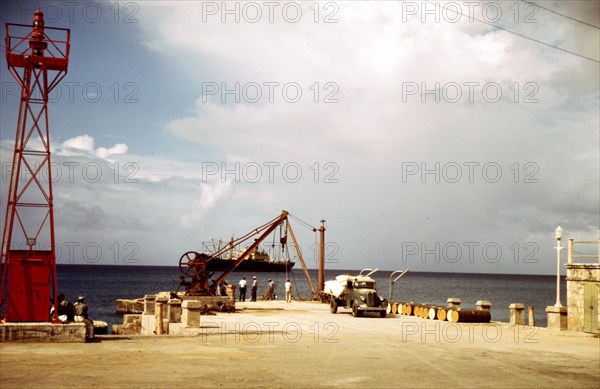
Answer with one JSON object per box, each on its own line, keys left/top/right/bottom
{"left": 2, "top": 300, "right": 599, "bottom": 389}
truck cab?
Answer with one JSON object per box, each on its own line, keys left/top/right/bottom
{"left": 326, "top": 274, "right": 388, "bottom": 318}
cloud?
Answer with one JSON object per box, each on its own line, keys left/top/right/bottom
{"left": 57, "top": 135, "right": 129, "bottom": 160}
{"left": 180, "top": 181, "right": 232, "bottom": 229}
{"left": 60, "top": 135, "right": 95, "bottom": 156}
{"left": 95, "top": 143, "right": 128, "bottom": 159}
{"left": 125, "top": 1, "right": 600, "bottom": 274}
{"left": 2, "top": 2, "right": 596, "bottom": 273}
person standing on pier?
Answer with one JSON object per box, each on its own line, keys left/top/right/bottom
{"left": 267, "top": 278, "right": 276, "bottom": 300}
{"left": 238, "top": 277, "right": 247, "bottom": 302}
{"left": 251, "top": 276, "right": 258, "bottom": 301}
{"left": 285, "top": 280, "right": 292, "bottom": 303}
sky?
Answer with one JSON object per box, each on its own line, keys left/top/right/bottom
{"left": 0, "top": 0, "right": 598, "bottom": 275}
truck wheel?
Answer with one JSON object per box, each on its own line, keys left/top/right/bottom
{"left": 380, "top": 310, "right": 387, "bottom": 318}
{"left": 351, "top": 302, "right": 362, "bottom": 317}
{"left": 330, "top": 299, "right": 338, "bottom": 314}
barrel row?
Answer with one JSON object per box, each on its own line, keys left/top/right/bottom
{"left": 389, "top": 302, "right": 491, "bottom": 323}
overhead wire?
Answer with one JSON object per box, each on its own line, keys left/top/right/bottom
{"left": 424, "top": 0, "right": 599, "bottom": 64}
{"left": 520, "top": 1, "right": 599, "bottom": 29}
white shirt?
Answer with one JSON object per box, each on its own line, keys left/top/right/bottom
{"left": 239, "top": 279, "right": 247, "bottom": 288}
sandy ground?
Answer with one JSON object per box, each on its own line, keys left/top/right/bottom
{"left": 1, "top": 300, "right": 599, "bottom": 388}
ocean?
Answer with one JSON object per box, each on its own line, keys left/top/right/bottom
{"left": 54, "top": 264, "right": 566, "bottom": 329}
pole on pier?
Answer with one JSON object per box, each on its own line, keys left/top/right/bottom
{"left": 318, "top": 219, "right": 326, "bottom": 293}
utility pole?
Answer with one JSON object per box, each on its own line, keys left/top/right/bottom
{"left": 318, "top": 219, "right": 326, "bottom": 292}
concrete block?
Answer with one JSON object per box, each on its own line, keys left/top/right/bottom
{"left": 447, "top": 298, "right": 461, "bottom": 308}
{"left": 123, "top": 314, "right": 142, "bottom": 325}
{"left": 182, "top": 300, "right": 203, "bottom": 309}
{"left": 182, "top": 300, "right": 201, "bottom": 328}
{"left": 476, "top": 300, "right": 491, "bottom": 311}
{"left": 144, "top": 294, "right": 157, "bottom": 315}
{"left": 546, "top": 305, "right": 568, "bottom": 331}
{"left": 141, "top": 314, "right": 156, "bottom": 335}
{"left": 168, "top": 299, "right": 182, "bottom": 323}
{"left": 168, "top": 322, "right": 184, "bottom": 336}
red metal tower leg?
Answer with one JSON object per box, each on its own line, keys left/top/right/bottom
{"left": 0, "top": 11, "right": 70, "bottom": 322}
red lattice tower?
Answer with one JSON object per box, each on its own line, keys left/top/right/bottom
{"left": 1, "top": 11, "right": 70, "bottom": 322}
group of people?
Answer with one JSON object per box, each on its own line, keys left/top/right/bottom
{"left": 236, "top": 276, "right": 258, "bottom": 301}
{"left": 52, "top": 293, "right": 95, "bottom": 342}
{"left": 237, "top": 277, "right": 294, "bottom": 303}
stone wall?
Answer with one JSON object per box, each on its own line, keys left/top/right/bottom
{"left": 115, "top": 291, "right": 236, "bottom": 336}
{"left": 0, "top": 323, "right": 86, "bottom": 342}
{"left": 566, "top": 263, "right": 600, "bottom": 332}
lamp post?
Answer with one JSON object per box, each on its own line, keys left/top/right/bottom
{"left": 554, "top": 225, "right": 563, "bottom": 308}
{"left": 388, "top": 269, "right": 409, "bottom": 301}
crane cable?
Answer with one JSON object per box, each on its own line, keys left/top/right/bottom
{"left": 289, "top": 213, "right": 317, "bottom": 231}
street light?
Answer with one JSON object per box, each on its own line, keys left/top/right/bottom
{"left": 554, "top": 225, "right": 564, "bottom": 308}
{"left": 388, "top": 269, "right": 409, "bottom": 301}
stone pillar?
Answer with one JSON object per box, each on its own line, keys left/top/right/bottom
{"left": 476, "top": 300, "right": 491, "bottom": 311}
{"left": 144, "top": 294, "right": 157, "bottom": 315}
{"left": 181, "top": 300, "right": 202, "bottom": 328}
{"left": 155, "top": 300, "right": 165, "bottom": 335}
{"left": 509, "top": 303, "right": 525, "bottom": 325}
{"left": 155, "top": 296, "right": 168, "bottom": 320}
{"left": 545, "top": 305, "right": 568, "bottom": 330}
{"left": 154, "top": 295, "right": 168, "bottom": 335}
{"left": 447, "top": 298, "right": 461, "bottom": 309}
{"left": 528, "top": 306, "right": 535, "bottom": 326}
{"left": 167, "top": 299, "right": 182, "bottom": 323}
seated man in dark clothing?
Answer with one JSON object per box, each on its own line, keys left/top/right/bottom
{"left": 57, "top": 294, "right": 75, "bottom": 322}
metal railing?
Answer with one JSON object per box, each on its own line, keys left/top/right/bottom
{"left": 568, "top": 238, "right": 600, "bottom": 264}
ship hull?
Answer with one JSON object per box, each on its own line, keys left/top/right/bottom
{"left": 206, "top": 258, "right": 295, "bottom": 272}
